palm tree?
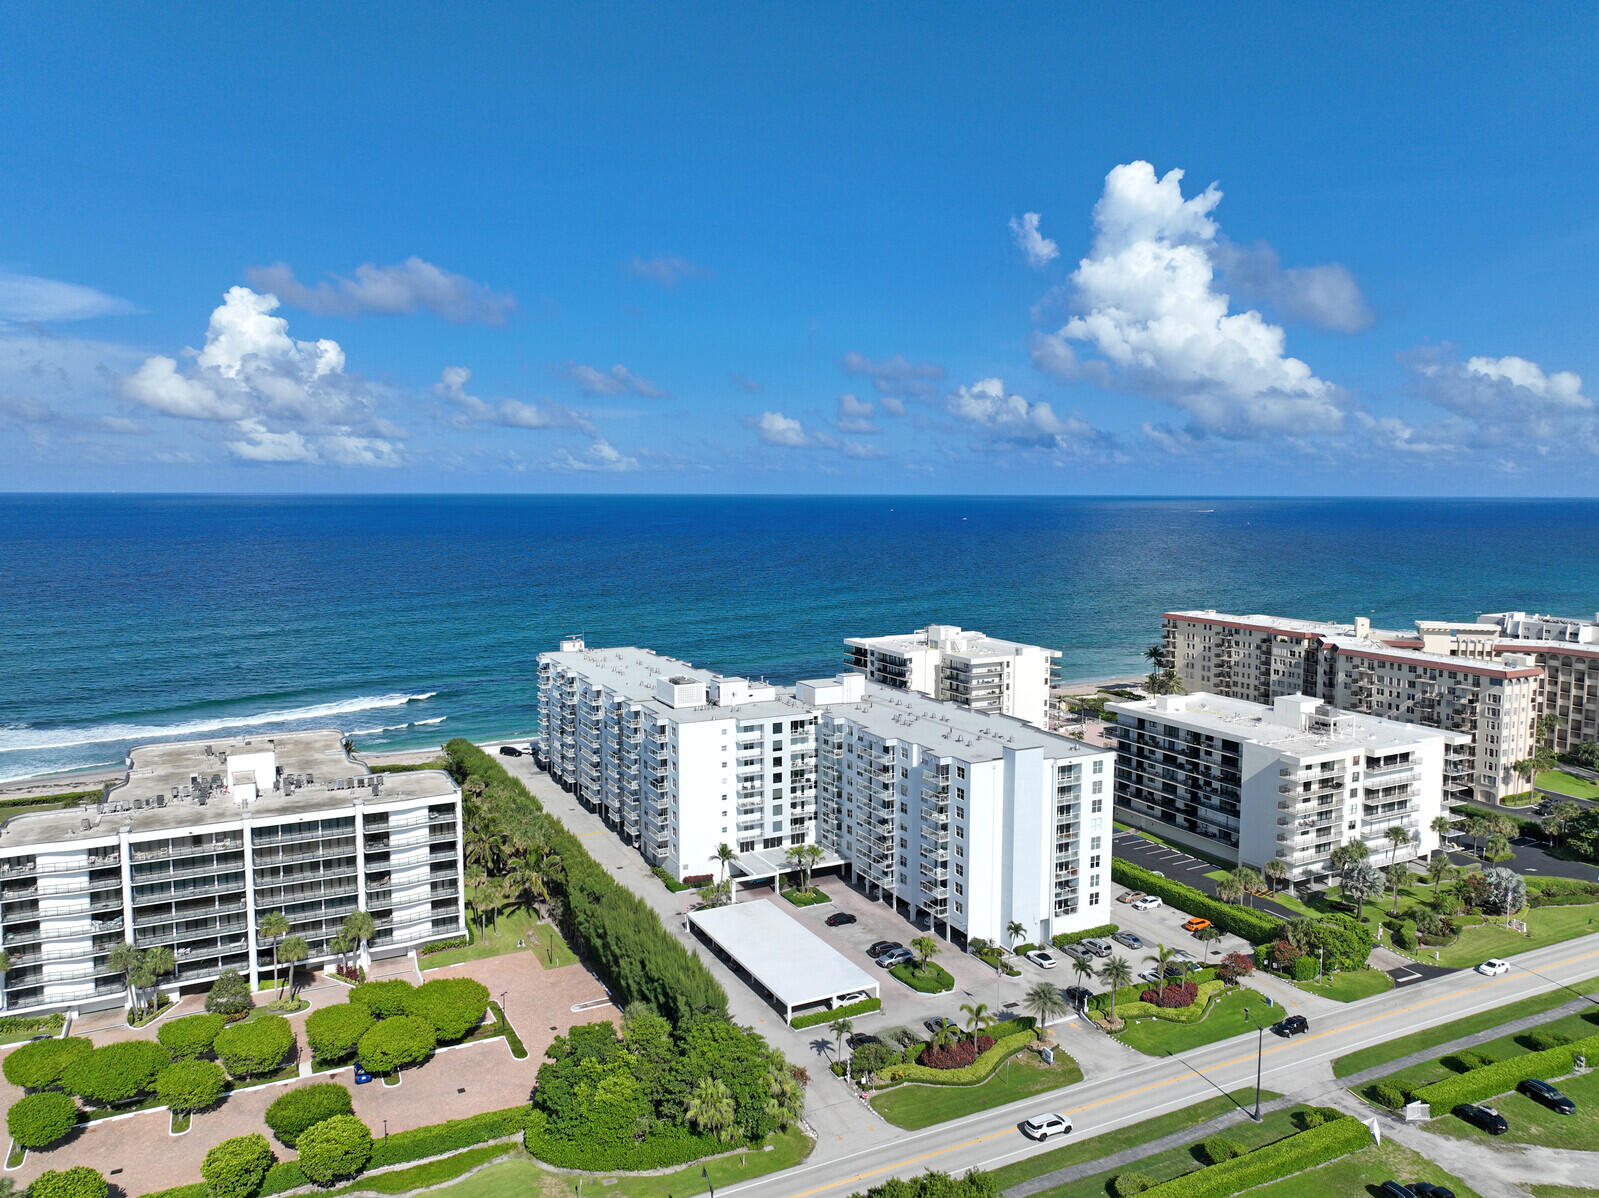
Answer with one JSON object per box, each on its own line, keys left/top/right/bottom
{"left": 1383, "top": 864, "right": 1408, "bottom": 916}
{"left": 134, "top": 945, "right": 174, "bottom": 1019}
{"left": 1006, "top": 920, "right": 1026, "bottom": 949}
{"left": 685, "top": 1077, "right": 737, "bottom": 1143}
{"left": 1215, "top": 874, "right": 1243, "bottom": 906}
{"left": 1143, "top": 644, "right": 1166, "bottom": 669}
{"left": 1385, "top": 825, "right": 1412, "bottom": 867}
{"left": 715, "top": 843, "right": 737, "bottom": 888}
{"left": 1195, "top": 925, "right": 1222, "bottom": 959}
{"left": 797, "top": 843, "right": 825, "bottom": 893}
{"left": 1430, "top": 814, "right": 1454, "bottom": 856}
{"left": 464, "top": 864, "right": 490, "bottom": 933}
{"left": 763, "top": 1059, "right": 804, "bottom": 1130}
{"left": 1071, "top": 955, "right": 1095, "bottom": 993}
{"left": 959, "top": 1001, "right": 993, "bottom": 1035}
{"left": 1263, "top": 858, "right": 1288, "bottom": 897}
{"left": 258, "top": 910, "right": 290, "bottom": 997}
{"left": 342, "top": 911, "right": 376, "bottom": 973}
{"left": 910, "top": 936, "right": 940, "bottom": 975}
{"left": 1098, "top": 956, "right": 1133, "bottom": 1023}
{"left": 783, "top": 844, "right": 806, "bottom": 892}
{"left": 1024, "top": 982, "right": 1069, "bottom": 1035}
{"left": 1232, "top": 867, "right": 1263, "bottom": 907}
{"left": 1144, "top": 943, "right": 1178, "bottom": 1000}
{"left": 279, "top": 936, "right": 309, "bottom": 997}
{"left": 108, "top": 942, "right": 140, "bottom": 1014}
{"left": 828, "top": 1016, "right": 853, "bottom": 1058}
{"left": 1426, "top": 853, "right": 1450, "bottom": 899}
{"left": 329, "top": 932, "right": 356, "bottom": 977}
{"left": 1462, "top": 815, "right": 1489, "bottom": 859}
{"left": 1484, "top": 834, "right": 1514, "bottom": 866}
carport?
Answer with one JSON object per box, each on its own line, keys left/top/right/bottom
{"left": 688, "top": 899, "right": 879, "bottom": 1023}
{"left": 730, "top": 845, "right": 846, "bottom": 885}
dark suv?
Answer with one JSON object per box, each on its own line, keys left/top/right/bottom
{"left": 1517, "top": 1078, "right": 1576, "bottom": 1114}
{"left": 1272, "top": 1015, "right": 1309, "bottom": 1037}
{"left": 1453, "top": 1103, "right": 1507, "bottom": 1135}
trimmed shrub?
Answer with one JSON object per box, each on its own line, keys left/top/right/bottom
{"left": 1200, "top": 1135, "right": 1246, "bottom": 1165}
{"left": 214, "top": 1015, "right": 294, "bottom": 1079}
{"left": 1289, "top": 954, "right": 1319, "bottom": 982}
{"left": 1101, "top": 981, "right": 1227, "bottom": 1023}
{"left": 368, "top": 1103, "right": 529, "bottom": 1169}
{"left": 1111, "top": 1174, "right": 1155, "bottom": 1197}
{"left": 1393, "top": 920, "right": 1419, "bottom": 951}
{"left": 879, "top": 1024, "right": 1038, "bottom": 1086}
{"left": 1111, "top": 861, "right": 1282, "bottom": 944}
{"left": 357, "top": 1014, "right": 437, "bottom": 1073}
{"left": 419, "top": 935, "right": 468, "bottom": 955}
{"left": 264, "top": 1083, "right": 354, "bottom": 1148}
{"left": 257, "top": 1161, "right": 309, "bottom": 1198}
{"left": 406, "top": 977, "right": 490, "bottom": 1041}
{"left": 305, "top": 1003, "right": 374, "bottom": 1063}
{"left": 1050, "top": 923, "right": 1120, "bottom": 949}
{"left": 158, "top": 1012, "right": 227, "bottom": 1061}
{"left": 28, "top": 1167, "right": 108, "bottom": 1198}
{"left": 1520, "top": 1029, "right": 1573, "bottom": 1052}
{"left": 1449, "top": 1050, "right": 1496, "bottom": 1072}
{"left": 201, "top": 1133, "right": 275, "bottom": 1198}
{"left": 524, "top": 1109, "right": 724, "bottom": 1171}
{"left": 205, "top": 970, "right": 253, "bottom": 1018}
{"left": 294, "top": 1114, "right": 373, "bottom": 1186}
{"left": 347, "top": 979, "right": 414, "bottom": 1019}
{"left": 2, "top": 1035, "right": 92, "bottom": 1090}
{"left": 1416, "top": 1033, "right": 1599, "bottom": 1112}
{"left": 917, "top": 1035, "right": 995, "bottom": 1070}
{"left": 1139, "top": 1117, "right": 1370, "bottom": 1198}
{"left": 63, "top": 1040, "right": 170, "bottom": 1105}
{"left": 1370, "top": 1080, "right": 1408, "bottom": 1108}
{"left": 791, "top": 996, "right": 882, "bottom": 1028}
{"left": 0, "top": 1013, "right": 63, "bottom": 1037}
{"left": 889, "top": 961, "right": 955, "bottom": 994}
{"left": 155, "top": 1059, "right": 226, "bottom": 1115}
{"left": 7, "top": 1091, "right": 79, "bottom": 1148}
{"left": 1140, "top": 982, "right": 1199, "bottom": 1009}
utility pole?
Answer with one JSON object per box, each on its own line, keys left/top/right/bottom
{"left": 702, "top": 1166, "right": 715, "bottom": 1198}
{"left": 1242, "top": 1007, "right": 1264, "bottom": 1121}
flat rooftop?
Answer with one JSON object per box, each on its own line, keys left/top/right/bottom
{"left": 688, "top": 898, "right": 878, "bottom": 1016}
{"left": 0, "top": 729, "right": 456, "bottom": 851}
{"left": 846, "top": 625, "right": 1059, "bottom": 660}
{"left": 1163, "top": 609, "right": 1408, "bottom": 642}
{"left": 1107, "top": 692, "right": 1466, "bottom": 756}
{"left": 541, "top": 645, "right": 814, "bottom": 724}
{"left": 811, "top": 679, "right": 1106, "bottom": 761}
{"left": 1321, "top": 636, "right": 1542, "bottom": 677}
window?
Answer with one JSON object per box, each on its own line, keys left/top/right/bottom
{"left": 1089, "top": 854, "right": 1101, "bottom": 869}
{"left": 955, "top": 827, "right": 964, "bottom": 840}
{"left": 1091, "top": 798, "right": 1103, "bottom": 813}
{"left": 1093, "top": 759, "right": 1103, "bottom": 774}
{"left": 956, "top": 765, "right": 966, "bottom": 779}
{"left": 955, "top": 864, "right": 963, "bottom": 877}
{"left": 1092, "top": 780, "right": 1103, "bottom": 794}
{"left": 1089, "top": 892, "right": 1099, "bottom": 906}
{"left": 955, "top": 806, "right": 965, "bottom": 820}
{"left": 956, "top": 786, "right": 965, "bottom": 800}
{"left": 954, "top": 883, "right": 963, "bottom": 896}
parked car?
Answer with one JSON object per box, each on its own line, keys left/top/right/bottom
{"left": 1019, "top": 1112, "right": 1072, "bottom": 1141}
{"left": 1453, "top": 1103, "right": 1508, "bottom": 1135}
{"left": 924, "top": 1016, "right": 956, "bottom": 1035}
{"left": 1026, "top": 948, "right": 1059, "bottom": 969}
{"left": 1136, "top": 967, "right": 1163, "bottom": 984}
{"left": 1182, "top": 916, "right": 1212, "bottom": 934}
{"left": 833, "top": 991, "right": 869, "bottom": 1008}
{"left": 498, "top": 744, "right": 522, "bottom": 757}
{"left": 878, "top": 947, "right": 914, "bottom": 968}
{"left": 1377, "top": 1183, "right": 1417, "bottom": 1198}
{"left": 1476, "top": 959, "right": 1511, "bottom": 977}
{"left": 825, "top": 912, "right": 857, "bottom": 927}
{"left": 1272, "top": 1015, "right": 1309, "bottom": 1037}
{"left": 353, "top": 1066, "right": 373, "bottom": 1085}
{"left": 1412, "top": 1183, "right": 1457, "bottom": 1198}
{"left": 1080, "top": 938, "right": 1114, "bottom": 958}
{"left": 868, "top": 940, "right": 902, "bottom": 958}
{"left": 1518, "top": 1078, "right": 1576, "bottom": 1114}
{"left": 1131, "top": 895, "right": 1163, "bottom": 911}
{"left": 1112, "top": 930, "right": 1144, "bottom": 949}
{"left": 1117, "top": 890, "right": 1144, "bottom": 904}
{"left": 1061, "top": 943, "right": 1093, "bottom": 963}
{"left": 847, "top": 1032, "right": 881, "bottom": 1050}
{"left": 1062, "top": 986, "right": 1093, "bottom": 1009}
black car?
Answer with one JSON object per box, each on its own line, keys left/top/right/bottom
{"left": 867, "top": 940, "right": 902, "bottom": 958}
{"left": 1453, "top": 1103, "right": 1508, "bottom": 1135}
{"left": 825, "top": 912, "right": 857, "bottom": 927}
{"left": 1412, "top": 1183, "right": 1456, "bottom": 1198}
{"left": 1062, "top": 986, "right": 1093, "bottom": 1009}
{"left": 846, "top": 1032, "right": 881, "bottom": 1051}
{"left": 1272, "top": 1015, "right": 1309, "bottom": 1037}
{"left": 924, "top": 1016, "right": 956, "bottom": 1035}
{"left": 1518, "top": 1078, "right": 1576, "bottom": 1114}
{"left": 498, "top": 744, "right": 523, "bottom": 757}
{"left": 1378, "top": 1184, "right": 1417, "bottom": 1198}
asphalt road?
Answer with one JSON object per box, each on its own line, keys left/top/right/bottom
{"left": 724, "top": 934, "right": 1599, "bottom": 1198}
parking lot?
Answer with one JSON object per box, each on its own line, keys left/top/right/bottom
{"left": 1113, "top": 827, "right": 1302, "bottom": 922}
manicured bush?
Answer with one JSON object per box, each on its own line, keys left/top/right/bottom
{"left": 1111, "top": 861, "right": 1282, "bottom": 944}
{"left": 1393, "top": 920, "right": 1419, "bottom": 951}
{"left": 1370, "top": 1080, "right": 1408, "bottom": 1108}
{"left": 1049, "top": 923, "right": 1119, "bottom": 949}
{"left": 917, "top": 1035, "right": 994, "bottom": 1070}
{"left": 63, "top": 1039, "right": 170, "bottom": 1105}
{"left": 1449, "top": 1049, "right": 1496, "bottom": 1072}
{"left": 791, "top": 996, "right": 882, "bottom": 1028}
{"left": 205, "top": 970, "right": 254, "bottom": 1018}
{"left": 2, "top": 1035, "right": 91, "bottom": 1090}
{"left": 0, "top": 1013, "right": 63, "bottom": 1037}
{"left": 6, "top": 1091, "right": 79, "bottom": 1148}
{"left": 406, "top": 977, "right": 490, "bottom": 1041}
{"left": 159, "top": 1012, "right": 228, "bottom": 1061}
{"left": 419, "top": 935, "right": 468, "bottom": 955}
{"left": 134, "top": 1186, "right": 205, "bottom": 1198}
{"left": 256, "top": 1161, "right": 309, "bottom": 1198}
{"left": 357, "top": 1014, "right": 437, "bottom": 1073}
{"left": 1138, "top": 1117, "right": 1370, "bottom": 1198}
{"left": 849, "top": 1040, "right": 901, "bottom": 1079}
{"left": 1289, "top": 954, "right": 1319, "bottom": 982}
{"left": 889, "top": 961, "right": 955, "bottom": 993}
{"left": 213, "top": 1015, "right": 294, "bottom": 1079}
{"left": 1416, "top": 1033, "right": 1599, "bottom": 1112}
{"left": 1298, "top": 1105, "right": 1342, "bottom": 1129}
{"left": 879, "top": 1024, "right": 1038, "bottom": 1086}
{"left": 155, "top": 1059, "right": 226, "bottom": 1115}
{"left": 294, "top": 1115, "right": 373, "bottom": 1185}
{"left": 850, "top": 1173, "right": 999, "bottom": 1198}
{"left": 1111, "top": 1174, "right": 1155, "bottom": 1197}
{"left": 1103, "top": 981, "right": 1228, "bottom": 1024}
{"left": 1139, "top": 982, "right": 1199, "bottom": 1009}
{"left": 263, "top": 1082, "right": 354, "bottom": 1148}
{"left": 347, "top": 979, "right": 414, "bottom": 1019}
{"left": 28, "top": 1166, "right": 108, "bottom": 1198}
{"left": 305, "top": 1002, "right": 374, "bottom": 1063}
{"left": 201, "top": 1133, "right": 275, "bottom": 1198}
{"left": 524, "top": 1109, "right": 724, "bottom": 1171}
{"left": 1199, "top": 1135, "right": 1246, "bottom": 1164}
{"left": 368, "top": 1103, "right": 529, "bottom": 1169}
{"left": 1520, "top": 1029, "right": 1573, "bottom": 1052}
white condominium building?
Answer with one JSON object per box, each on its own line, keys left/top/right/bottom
{"left": 0, "top": 731, "right": 464, "bottom": 1016}
{"left": 1107, "top": 693, "right": 1470, "bottom": 880}
{"left": 800, "top": 673, "right": 1113, "bottom": 948}
{"left": 844, "top": 624, "right": 1060, "bottom": 728}
{"left": 537, "top": 639, "right": 819, "bottom": 880}
{"left": 1162, "top": 610, "right": 1542, "bottom": 802}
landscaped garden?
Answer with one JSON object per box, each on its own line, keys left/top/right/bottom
{"left": 1295, "top": 967, "right": 1393, "bottom": 1002}
{"left": 1537, "top": 767, "right": 1599, "bottom": 800}
{"left": 419, "top": 911, "right": 577, "bottom": 970}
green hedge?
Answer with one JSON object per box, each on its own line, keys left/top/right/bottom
{"left": 524, "top": 1109, "right": 726, "bottom": 1171}
{"left": 370, "top": 1103, "right": 529, "bottom": 1169}
{"left": 890, "top": 962, "right": 954, "bottom": 993}
{"left": 137, "top": 1184, "right": 206, "bottom": 1198}
{"left": 487, "top": 1001, "right": 527, "bottom": 1059}
{"left": 1108, "top": 980, "right": 1228, "bottom": 1024}
{"left": 0, "top": 1013, "right": 64, "bottom": 1037}
{"left": 1139, "top": 1117, "right": 1370, "bottom": 1198}
{"left": 792, "top": 997, "right": 883, "bottom": 1029}
{"left": 879, "top": 1022, "right": 1037, "bottom": 1085}
{"left": 1112, "top": 861, "right": 1281, "bottom": 944}
{"left": 1416, "top": 1032, "right": 1599, "bottom": 1113}
{"left": 1050, "top": 923, "right": 1119, "bottom": 949}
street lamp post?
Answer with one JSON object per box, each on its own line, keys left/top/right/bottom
{"left": 1241, "top": 1006, "right": 1264, "bottom": 1122}
{"left": 1317, "top": 947, "right": 1324, "bottom": 983}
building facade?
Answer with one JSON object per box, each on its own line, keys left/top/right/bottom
{"left": 0, "top": 731, "right": 464, "bottom": 1016}
{"left": 1107, "top": 692, "right": 1470, "bottom": 879}
{"left": 1162, "top": 610, "right": 1542, "bottom": 802}
{"left": 537, "top": 639, "right": 818, "bottom": 880}
{"left": 801, "top": 673, "right": 1113, "bottom": 947}
{"left": 845, "top": 625, "right": 1060, "bottom": 728}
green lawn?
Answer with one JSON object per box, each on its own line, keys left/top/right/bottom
{"left": 321, "top": 1146, "right": 513, "bottom": 1197}
{"left": 869, "top": 1050, "right": 1082, "bottom": 1129}
{"left": 1333, "top": 973, "right": 1599, "bottom": 1078}
{"left": 1539, "top": 768, "right": 1599, "bottom": 799}
{"left": 986, "top": 1089, "right": 1276, "bottom": 1191}
{"left": 1244, "top": 1139, "right": 1481, "bottom": 1198}
{"left": 422, "top": 913, "right": 577, "bottom": 970}
{"left": 780, "top": 887, "right": 830, "bottom": 907}
{"left": 1426, "top": 1066, "right": 1599, "bottom": 1150}
{"left": 1115, "top": 987, "right": 1267, "bottom": 1056}
{"left": 1359, "top": 1008, "right": 1599, "bottom": 1102}
{"left": 1296, "top": 968, "right": 1394, "bottom": 1003}
{"left": 1430, "top": 903, "right": 1599, "bottom": 968}
{"left": 890, "top": 961, "right": 955, "bottom": 993}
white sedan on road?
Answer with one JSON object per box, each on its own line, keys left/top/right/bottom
{"left": 1020, "top": 1112, "right": 1072, "bottom": 1141}
{"left": 1476, "top": 959, "right": 1511, "bottom": 977}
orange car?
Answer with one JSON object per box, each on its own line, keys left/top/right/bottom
{"left": 1182, "top": 917, "right": 1212, "bottom": 934}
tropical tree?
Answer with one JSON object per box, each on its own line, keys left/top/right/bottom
{"left": 1483, "top": 834, "right": 1514, "bottom": 866}
{"left": 464, "top": 865, "right": 490, "bottom": 933}
{"left": 1383, "top": 864, "right": 1408, "bottom": 916}
{"left": 1544, "top": 800, "right": 1581, "bottom": 844}
{"left": 278, "top": 936, "right": 309, "bottom": 997}
{"left": 1330, "top": 838, "right": 1370, "bottom": 883}
{"left": 715, "top": 843, "right": 737, "bottom": 887}
{"left": 1231, "top": 867, "right": 1263, "bottom": 907}
{"left": 1006, "top": 920, "right": 1026, "bottom": 949}
{"left": 1426, "top": 853, "right": 1451, "bottom": 899}
{"left": 685, "top": 1076, "right": 737, "bottom": 1143}
{"left": 1098, "top": 956, "right": 1133, "bottom": 1023}
{"left": 1143, "top": 944, "right": 1178, "bottom": 999}
{"left": 1429, "top": 814, "right": 1454, "bottom": 855}
{"left": 1341, "top": 860, "right": 1384, "bottom": 912}
{"left": 342, "top": 912, "right": 376, "bottom": 972}
{"left": 1385, "top": 826, "right": 1412, "bottom": 867}
{"left": 1481, "top": 867, "right": 1528, "bottom": 923}
{"left": 959, "top": 1002, "right": 993, "bottom": 1035}
{"left": 910, "top": 936, "right": 940, "bottom": 975}
{"left": 1024, "top": 982, "right": 1070, "bottom": 1034}
{"left": 258, "top": 911, "right": 291, "bottom": 997}
{"left": 1195, "top": 925, "right": 1222, "bottom": 959}
{"left": 1263, "top": 858, "right": 1289, "bottom": 896}
{"left": 782, "top": 844, "right": 806, "bottom": 892}
{"left": 1143, "top": 643, "right": 1166, "bottom": 669}
{"left": 1462, "top": 814, "right": 1489, "bottom": 859}
{"left": 1215, "top": 874, "right": 1243, "bottom": 905}
{"left": 827, "top": 1017, "right": 852, "bottom": 1059}
{"left": 329, "top": 932, "right": 356, "bottom": 976}
{"left": 762, "top": 1054, "right": 804, "bottom": 1130}
{"left": 1070, "top": 955, "right": 1096, "bottom": 991}
{"left": 108, "top": 942, "right": 140, "bottom": 1013}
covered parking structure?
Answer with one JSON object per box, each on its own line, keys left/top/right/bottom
{"left": 688, "top": 899, "right": 879, "bottom": 1023}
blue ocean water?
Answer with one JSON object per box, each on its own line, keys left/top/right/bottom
{"left": 3, "top": 494, "right": 1598, "bottom": 784}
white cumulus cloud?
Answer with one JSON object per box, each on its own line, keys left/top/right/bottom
{"left": 841, "top": 351, "right": 945, "bottom": 397}
{"left": 246, "top": 258, "right": 516, "bottom": 325}
{"left": 565, "top": 362, "right": 665, "bottom": 397}
{"left": 433, "top": 366, "right": 593, "bottom": 433}
{"left": 1008, "top": 212, "right": 1059, "bottom": 268}
{"left": 1403, "top": 345, "right": 1596, "bottom": 458}
{"left": 1211, "top": 241, "right": 1373, "bottom": 333}
{"left": 756, "top": 411, "right": 810, "bottom": 447}
{"left": 552, "top": 438, "right": 640, "bottom": 472}
{"left": 835, "top": 393, "right": 877, "bottom": 434}
{"left": 946, "top": 378, "right": 1104, "bottom": 456}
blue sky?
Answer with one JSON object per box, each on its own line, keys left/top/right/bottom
{"left": 1, "top": 4, "right": 1595, "bottom": 494}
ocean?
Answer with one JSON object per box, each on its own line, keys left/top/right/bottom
{"left": 3, "top": 494, "right": 1597, "bottom": 784}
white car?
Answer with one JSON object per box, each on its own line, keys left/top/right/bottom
{"left": 832, "top": 991, "right": 869, "bottom": 1007}
{"left": 1477, "top": 959, "right": 1511, "bottom": 977}
{"left": 1020, "top": 1112, "right": 1072, "bottom": 1141}
{"left": 1131, "top": 895, "right": 1163, "bottom": 911}
{"left": 1026, "top": 949, "right": 1058, "bottom": 970}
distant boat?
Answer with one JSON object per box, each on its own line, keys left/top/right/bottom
{"left": 1194, "top": 509, "right": 1214, "bottom": 513}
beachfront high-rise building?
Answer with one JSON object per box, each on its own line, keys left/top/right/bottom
{"left": 1161, "top": 610, "right": 1542, "bottom": 802}
{"left": 1106, "top": 692, "right": 1470, "bottom": 879}
{"left": 0, "top": 731, "right": 464, "bottom": 1016}
{"left": 844, "top": 624, "right": 1060, "bottom": 728}
{"left": 537, "top": 639, "right": 819, "bottom": 880}
{"left": 799, "top": 673, "right": 1113, "bottom": 947}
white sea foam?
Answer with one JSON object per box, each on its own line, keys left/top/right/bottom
{"left": 411, "top": 717, "right": 447, "bottom": 727}
{"left": 0, "top": 692, "right": 439, "bottom": 754}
